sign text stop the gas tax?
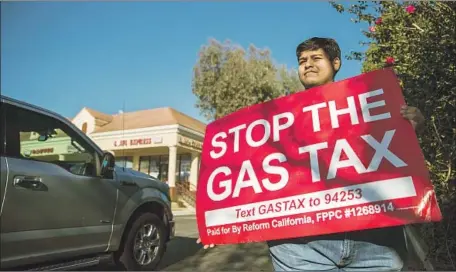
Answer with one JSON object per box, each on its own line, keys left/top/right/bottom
{"left": 196, "top": 68, "right": 442, "bottom": 245}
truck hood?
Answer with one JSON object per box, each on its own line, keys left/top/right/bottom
{"left": 115, "top": 166, "right": 170, "bottom": 195}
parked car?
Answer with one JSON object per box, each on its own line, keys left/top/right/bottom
{"left": 0, "top": 95, "right": 175, "bottom": 270}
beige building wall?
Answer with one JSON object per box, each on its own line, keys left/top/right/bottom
{"left": 72, "top": 109, "right": 97, "bottom": 134}
{"left": 69, "top": 107, "right": 205, "bottom": 202}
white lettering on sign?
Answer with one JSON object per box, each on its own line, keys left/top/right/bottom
{"left": 302, "top": 102, "right": 327, "bottom": 132}
{"left": 361, "top": 129, "right": 407, "bottom": 172}
{"left": 207, "top": 153, "right": 288, "bottom": 201}
{"left": 298, "top": 129, "right": 407, "bottom": 183}
{"left": 210, "top": 132, "right": 227, "bottom": 159}
{"left": 232, "top": 160, "right": 264, "bottom": 198}
{"left": 229, "top": 124, "right": 246, "bottom": 153}
{"left": 359, "top": 89, "right": 391, "bottom": 122}
{"left": 246, "top": 119, "right": 270, "bottom": 148}
{"left": 262, "top": 153, "right": 289, "bottom": 191}
{"left": 327, "top": 138, "right": 366, "bottom": 180}
{"left": 273, "top": 112, "right": 294, "bottom": 142}
{"left": 298, "top": 142, "right": 328, "bottom": 182}
{"left": 328, "top": 96, "right": 359, "bottom": 129}
{"left": 207, "top": 166, "right": 232, "bottom": 201}
{"left": 211, "top": 111, "right": 295, "bottom": 159}
{"left": 209, "top": 89, "right": 391, "bottom": 158}
{"left": 207, "top": 130, "right": 407, "bottom": 201}
{"left": 300, "top": 89, "right": 391, "bottom": 133}
{"left": 205, "top": 176, "right": 416, "bottom": 227}
{"left": 205, "top": 89, "right": 403, "bottom": 201}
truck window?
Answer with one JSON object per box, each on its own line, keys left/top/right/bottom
{"left": 4, "top": 103, "right": 100, "bottom": 177}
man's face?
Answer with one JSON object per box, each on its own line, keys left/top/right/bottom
{"left": 298, "top": 48, "right": 340, "bottom": 89}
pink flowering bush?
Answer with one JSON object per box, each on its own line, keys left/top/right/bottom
{"left": 406, "top": 5, "right": 416, "bottom": 14}
{"left": 385, "top": 56, "right": 395, "bottom": 66}
{"left": 331, "top": 1, "right": 456, "bottom": 269}
{"left": 375, "top": 17, "right": 383, "bottom": 25}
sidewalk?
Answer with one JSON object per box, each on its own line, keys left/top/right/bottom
{"left": 172, "top": 209, "right": 196, "bottom": 216}
{"left": 172, "top": 205, "right": 195, "bottom": 216}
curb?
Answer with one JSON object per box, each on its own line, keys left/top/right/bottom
{"left": 172, "top": 209, "right": 196, "bottom": 216}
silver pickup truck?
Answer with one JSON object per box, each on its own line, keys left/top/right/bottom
{"left": 0, "top": 95, "right": 175, "bottom": 270}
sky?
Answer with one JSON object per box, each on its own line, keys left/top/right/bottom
{"left": 1, "top": 2, "right": 369, "bottom": 123}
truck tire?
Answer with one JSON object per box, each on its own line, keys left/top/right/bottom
{"left": 117, "top": 213, "right": 167, "bottom": 271}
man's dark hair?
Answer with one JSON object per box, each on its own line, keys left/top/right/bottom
{"left": 296, "top": 37, "right": 342, "bottom": 75}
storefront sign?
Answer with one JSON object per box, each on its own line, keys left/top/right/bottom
{"left": 31, "top": 148, "right": 54, "bottom": 155}
{"left": 114, "top": 138, "right": 152, "bottom": 147}
{"left": 152, "top": 136, "right": 163, "bottom": 144}
{"left": 196, "top": 68, "right": 442, "bottom": 245}
{"left": 179, "top": 136, "right": 202, "bottom": 150}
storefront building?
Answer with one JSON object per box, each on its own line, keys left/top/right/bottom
{"left": 71, "top": 107, "right": 206, "bottom": 201}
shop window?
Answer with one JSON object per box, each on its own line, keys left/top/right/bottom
{"left": 139, "top": 155, "right": 168, "bottom": 181}
{"left": 116, "top": 156, "right": 133, "bottom": 169}
{"left": 139, "top": 156, "right": 150, "bottom": 174}
{"left": 178, "top": 154, "right": 191, "bottom": 182}
{"left": 148, "top": 157, "right": 160, "bottom": 179}
{"left": 159, "top": 156, "right": 169, "bottom": 182}
{"left": 137, "top": 154, "right": 193, "bottom": 184}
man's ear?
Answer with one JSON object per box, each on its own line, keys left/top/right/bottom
{"left": 333, "top": 57, "right": 341, "bottom": 73}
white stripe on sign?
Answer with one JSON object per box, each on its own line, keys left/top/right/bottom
{"left": 205, "top": 176, "right": 416, "bottom": 227}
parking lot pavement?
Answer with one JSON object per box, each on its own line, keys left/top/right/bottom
{"left": 157, "top": 216, "right": 422, "bottom": 271}
{"left": 161, "top": 215, "right": 272, "bottom": 271}
{"left": 90, "top": 215, "right": 422, "bottom": 271}
{"left": 90, "top": 215, "right": 273, "bottom": 271}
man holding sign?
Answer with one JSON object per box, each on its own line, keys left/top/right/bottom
{"left": 197, "top": 37, "right": 439, "bottom": 271}
{"left": 267, "top": 37, "right": 425, "bottom": 271}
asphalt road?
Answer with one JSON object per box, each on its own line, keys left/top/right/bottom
{"left": 90, "top": 215, "right": 273, "bottom": 271}
{"left": 90, "top": 215, "right": 423, "bottom": 271}
{"left": 160, "top": 215, "right": 273, "bottom": 271}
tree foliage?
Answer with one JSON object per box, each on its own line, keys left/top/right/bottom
{"left": 192, "top": 39, "right": 302, "bottom": 121}
{"left": 331, "top": 1, "right": 456, "bottom": 269}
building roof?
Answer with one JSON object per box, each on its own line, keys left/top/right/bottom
{"left": 84, "top": 108, "right": 113, "bottom": 122}
{"left": 84, "top": 107, "right": 206, "bottom": 134}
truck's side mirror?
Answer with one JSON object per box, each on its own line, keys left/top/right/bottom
{"left": 101, "top": 152, "right": 115, "bottom": 178}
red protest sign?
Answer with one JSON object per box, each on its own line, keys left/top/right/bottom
{"left": 196, "top": 68, "right": 442, "bottom": 245}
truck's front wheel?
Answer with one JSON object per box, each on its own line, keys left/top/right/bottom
{"left": 117, "top": 213, "right": 167, "bottom": 270}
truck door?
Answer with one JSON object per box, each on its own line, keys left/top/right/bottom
{"left": 0, "top": 102, "right": 7, "bottom": 215}
{"left": 0, "top": 102, "right": 118, "bottom": 267}
{"left": 0, "top": 101, "right": 11, "bottom": 266}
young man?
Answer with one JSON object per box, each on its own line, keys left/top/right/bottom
{"left": 266, "top": 37, "right": 425, "bottom": 271}
{"left": 198, "top": 37, "right": 425, "bottom": 271}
